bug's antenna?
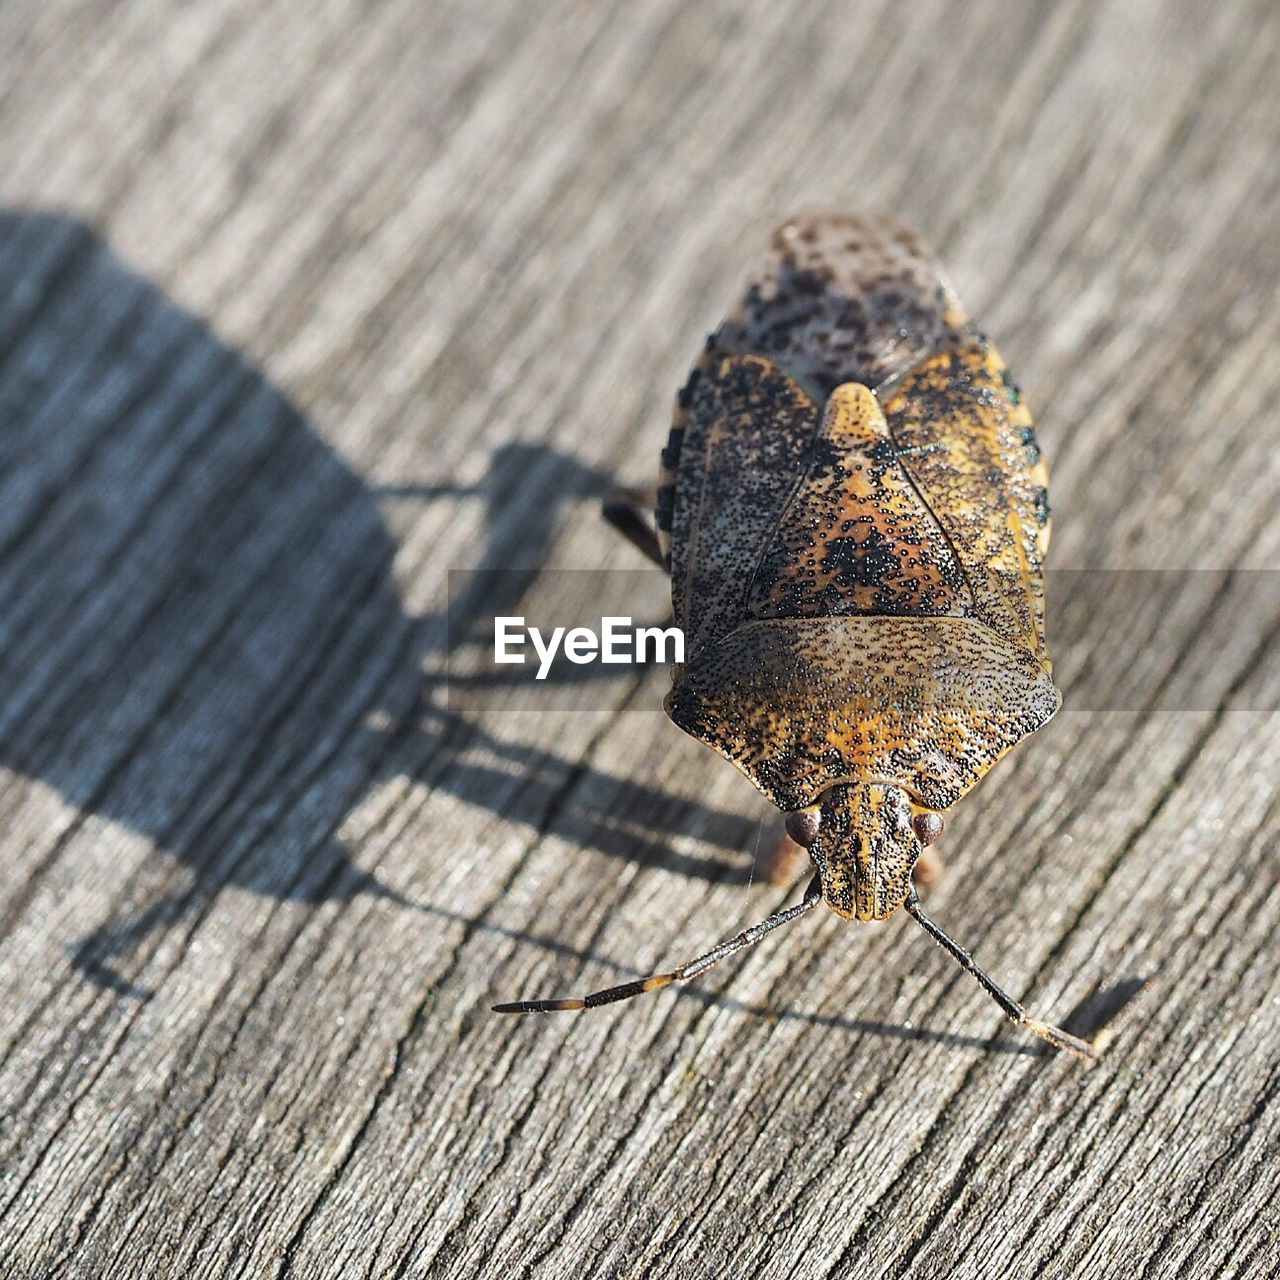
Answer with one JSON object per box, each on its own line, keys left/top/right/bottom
{"left": 904, "top": 888, "right": 1098, "bottom": 1062}
{"left": 493, "top": 875, "right": 823, "bottom": 1014}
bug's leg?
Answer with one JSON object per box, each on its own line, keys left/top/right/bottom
{"left": 602, "top": 487, "right": 665, "bottom": 569}
{"left": 762, "top": 825, "right": 812, "bottom": 887}
{"left": 904, "top": 888, "right": 1097, "bottom": 1062}
{"left": 912, "top": 846, "right": 945, "bottom": 894}
{"left": 494, "top": 875, "right": 822, "bottom": 1014}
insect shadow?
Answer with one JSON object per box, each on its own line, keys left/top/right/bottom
{"left": 1, "top": 212, "right": 1124, "bottom": 1058}
{"left": 0, "top": 210, "right": 767, "bottom": 998}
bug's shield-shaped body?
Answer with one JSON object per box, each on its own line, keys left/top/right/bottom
{"left": 657, "top": 213, "right": 1060, "bottom": 922}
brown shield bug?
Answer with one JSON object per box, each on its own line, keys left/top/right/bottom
{"left": 495, "top": 212, "right": 1095, "bottom": 1061}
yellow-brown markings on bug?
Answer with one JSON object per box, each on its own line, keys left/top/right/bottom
{"left": 747, "top": 381, "right": 971, "bottom": 623}
{"left": 883, "top": 343, "right": 1053, "bottom": 662}
{"left": 805, "top": 781, "right": 921, "bottom": 920}
{"left": 665, "top": 614, "right": 1059, "bottom": 817}
{"left": 497, "top": 214, "right": 1090, "bottom": 1057}
{"left": 662, "top": 212, "right": 1061, "bottom": 925}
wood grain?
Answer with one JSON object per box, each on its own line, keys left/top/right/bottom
{"left": 0, "top": 1, "right": 1277, "bottom": 1277}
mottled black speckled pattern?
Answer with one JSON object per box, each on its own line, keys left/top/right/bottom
{"left": 747, "top": 380, "right": 971, "bottom": 624}
{"left": 665, "top": 616, "right": 1059, "bottom": 814}
{"left": 668, "top": 355, "right": 819, "bottom": 653}
{"left": 659, "top": 213, "right": 1059, "bottom": 922}
{"left": 714, "top": 212, "right": 973, "bottom": 398}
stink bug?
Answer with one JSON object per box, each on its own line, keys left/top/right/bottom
{"left": 495, "top": 213, "right": 1095, "bottom": 1061}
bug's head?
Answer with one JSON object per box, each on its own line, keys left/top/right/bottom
{"left": 786, "top": 782, "right": 943, "bottom": 922}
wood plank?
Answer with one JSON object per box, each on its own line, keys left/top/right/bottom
{"left": 0, "top": 1, "right": 1276, "bottom": 1276}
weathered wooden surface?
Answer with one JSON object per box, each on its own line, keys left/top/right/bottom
{"left": 0, "top": 1, "right": 1278, "bottom": 1277}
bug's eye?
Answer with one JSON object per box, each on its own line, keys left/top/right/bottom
{"left": 913, "top": 813, "right": 944, "bottom": 846}
{"left": 785, "top": 809, "right": 821, "bottom": 848}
